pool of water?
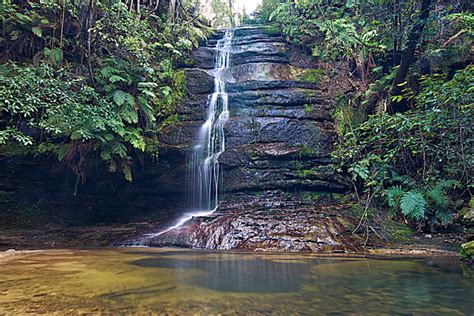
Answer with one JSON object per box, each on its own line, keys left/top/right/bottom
{"left": 0, "top": 248, "right": 472, "bottom": 314}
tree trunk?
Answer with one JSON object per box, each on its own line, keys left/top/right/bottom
{"left": 389, "top": 0, "right": 432, "bottom": 114}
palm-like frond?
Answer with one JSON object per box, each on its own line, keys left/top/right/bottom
{"left": 400, "top": 191, "right": 426, "bottom": 221}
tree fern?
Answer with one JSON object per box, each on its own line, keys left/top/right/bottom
{"left": 400, "top": 191, "right": 426, "bottom": 221}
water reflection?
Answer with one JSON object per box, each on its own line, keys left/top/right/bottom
{"left": 0, "top": 249, "right": 472, "bottom": 314}
{"left": 133, "top": 254, "right": 312, "bottom": 292}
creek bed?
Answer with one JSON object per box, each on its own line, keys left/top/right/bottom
{"left": 0, "top": 248, "right": 472, "bottom": 314}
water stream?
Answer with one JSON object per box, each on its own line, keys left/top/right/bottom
{"left": 134, "top": 30, "right": 233, "bottom": 244}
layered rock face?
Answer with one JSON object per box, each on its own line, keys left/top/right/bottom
{"left": 152, "top": 26, "right": 362, "bottom": 251}
{"left": 0, "top": 26, "right": 362, "bottom": 251}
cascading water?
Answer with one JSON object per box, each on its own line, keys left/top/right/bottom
{"left": 132, "top": 30, "right": 233, "bottom": 245}
{"left": 190, "top": 29, "right": 232, "bottom": 212}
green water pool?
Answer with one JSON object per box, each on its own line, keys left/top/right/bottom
{"left": 0, "top": 248, "right": 472, "bottom": 314}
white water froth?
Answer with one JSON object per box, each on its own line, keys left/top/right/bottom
{"left": 131, "top": 30, "right": 233, "bottom": 246}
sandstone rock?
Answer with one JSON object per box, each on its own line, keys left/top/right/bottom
{"left": 149, "top": 205, "right": 362, "bottom": 252}
{"left": 185, "top": 68, "right": 214, "bottom": 95}
{"left": 146, "top": 25, "right": 356, "bottom": 251}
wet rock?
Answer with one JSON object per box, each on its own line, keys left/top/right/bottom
{"left": 149, "top": 205, "right": 362, "bottom": 252}
{"left": 191, "top": 47, "right": 216, "bottom": 69}
{"left": 226, "top": 80, "right": 319, "bottom": 92}
{"left": 148, "top": 25, "right": 356, "bottom": 252}
{"left": 224, "top": 117, "right": 335, "bottom": 150}
{"left": 230, "top": 48, "right": 289, "bottom": 66}
{"left": 159, "top": 121, "right": 201, "bottom": 148}
{"left": 185, "top": 68, "right": 214, "bottom": 95}
{"left": 228, "top": 89, "right": 327, "bottom": 107}
{"left": 221, "top": 63, "right": 304, "bottom": 83}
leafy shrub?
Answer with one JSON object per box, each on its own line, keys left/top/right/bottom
{"left": 386, "top": 179, "right": 461, "bottom": 226}
{"left": 333, "top": 66, "right": 473, "bottom": 229}
{"left": 0, "top": 1, "right": 210, "bottom": 184}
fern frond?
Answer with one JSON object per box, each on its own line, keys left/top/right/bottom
{"left": 436, "top": 179, "right": 462, "bottom": 191}
{"left": 400, "top": 191, "right": 426, "bottom": 221}
{"left": 435, "top": 210, "right": 453, "bottom": 225}
{"left": 386, "top": 185, "right": 405, "bottom": 208}
{"left": 392, "top": 175, "right": 417, "bottom": 188}
{"left": 428, "top": 187, "right": 449, "bottom": 208}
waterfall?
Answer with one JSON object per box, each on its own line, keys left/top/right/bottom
{"left": 190, "top": 29, "right": 232, "bottom": 212}
{"left": 132, "top": 30, "right": 233, "bottom": 244}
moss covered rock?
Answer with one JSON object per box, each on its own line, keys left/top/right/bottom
{"left": 459, "top": 207, "right": 474, "bottom": 227}
{"left": 460, "top": 240, "right": 474, "bottom": 261}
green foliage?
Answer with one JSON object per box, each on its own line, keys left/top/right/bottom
{"left": 0, "top": 63, "right": 120, "bottom": 141}
{"left": 0, "top": 0, "right": 210, "bottom": 182}
{"left": 298, "top": 69, "right": 324, "bottom": 83}
{"left": 400, "top": 191, "right": 426, "bottom": 222}
{"left": 0, "top": 62, "right": 144, "bottom": 180}
{"left": 461, "top": 240, "right": 474, "bottom": 260}
{"left": 258, "top": 0, "right": 392, "bottom": 88}
{"left": 333, "top": 66, "right": 473, "bottom": 229}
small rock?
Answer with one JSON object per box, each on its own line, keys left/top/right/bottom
{"left": 460, "top": 240, "right": 474, "bottom": 261}
{"left": 459, "top": 207, "right": 474, "bottom": 227}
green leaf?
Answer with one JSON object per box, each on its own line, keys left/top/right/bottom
{"left": 428, "top": 187, "right": 449, "bottom": 208}
{"left": 109, "top": 75, "right": 126, "bottom": 83}
{"left": 31, "top": 27, "right": 42, "bottom": 38}
{"left": 141, "top": 89, "right": 156, "bottom": 98}
{"left": 113, "top": 90, "right": 128, "bottom": 106}
{"left": 435, "top": 210, "right": 453, "bottom": 226}
{"left": 138, "top": 82, "right": 159, "bottom": 88}
{"left": 122, "top": 162, "right": 133, "bottom": 182}
{"left": 107, "top": 160, "right": 117, "bottom": 173}
{"left": 56, "top": 144, "right": 69, "bottom": 161}
{"left": 100, "top": 149, "right": 112, "bottom": 161}
{"left": 386, "top": 185, "right": 404, "bottom": 208}
{"left": 44, "top": 48, "right": 63, "bottom": 65}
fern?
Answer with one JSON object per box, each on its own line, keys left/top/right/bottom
{"left": 113, "top": 90, "right": 129, "bottom": 106}
{"left": 427, "top": 187, "right": 449, "bottom": 208}
{"left": 386, "top": 185, "right": 404, "bottom": 208}
{"left": 121, "top": 161, "right": 133, "bottom": 182}
{"left": 435, "top": 210, "right": 453, "bottom": 226}
{"left": 400, "top": 191, "right": 426, "bottom": 221}
{"left": 391, "top": 175, "right": 417, "bottom": 188}
{"left": 436, "top": 179, "right": 462, "bottom": 191}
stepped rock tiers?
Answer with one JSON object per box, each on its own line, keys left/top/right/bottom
{"left": 151, "top": 26, "right": 362, "bottom": 251}
{"left": 0, "top": 26, "right": 362, "bottom": 251}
